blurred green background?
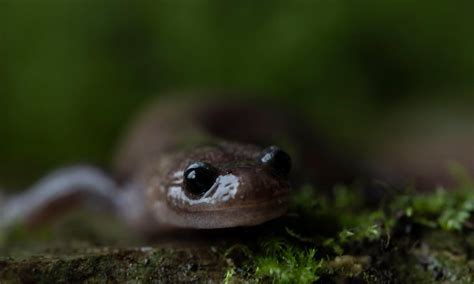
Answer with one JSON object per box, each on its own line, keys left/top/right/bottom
{"left": 1, "top": 0, "right": 473, "bottom": 187}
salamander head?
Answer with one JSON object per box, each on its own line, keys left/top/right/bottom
{"left": 146, "top": 143, "right": 291, "bottom": 229}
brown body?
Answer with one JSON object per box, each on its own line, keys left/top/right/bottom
{"left": 111, "top": 95, "right": 354, "bottom": 231}
{"left": 2, "top": 94, "right": 353, "bottom": 232}
{"left": 115, "top": 96, "right": 357, "bottom": 186}
{"left": 1, "top": 93, "right": 466, "bottom": 232}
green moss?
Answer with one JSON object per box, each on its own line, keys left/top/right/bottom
{"left": 254, "top": 244, "right": 322, "bottom": 283}
{"left": 228, "top": 179, "right": 474, "bottom": 282}
{"left": 0, "top": 247, "right": 231, "bottom": 283}
{"left": 391, "top": 187, "right": 474, "bottom": 232}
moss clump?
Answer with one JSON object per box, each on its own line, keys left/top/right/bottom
{"left": 253, "top": 239, "right": 323, "bottom": 283}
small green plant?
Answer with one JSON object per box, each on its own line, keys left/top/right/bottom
{"left": 254, "top": 239, "right": 323, "bottom": 284}
{"left": 223, "top": 267, "right": 235, "bottom": 284}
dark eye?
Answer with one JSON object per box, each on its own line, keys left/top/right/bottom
{"left": 183, "top": 162, "right": 219, "bottom": 196}
{"left": 259, "top": 146, "right": 292, "bottom": 176}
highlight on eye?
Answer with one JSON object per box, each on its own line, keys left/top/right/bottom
{"left": 183, "top": 161, "right": 219, "bottom": 196}
{"left": 259, "top": 146, "right": 292, "bottom": 176}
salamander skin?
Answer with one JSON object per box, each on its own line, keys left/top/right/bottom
{"left": 1, "top": 93, "right": 355, "bottom": 234}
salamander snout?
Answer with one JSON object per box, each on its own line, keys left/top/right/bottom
{"left": 259, "top": 146, "right": 292, "bottom": 176}
{"left": 158, "top": 144, "right": 292, "bottom": 228}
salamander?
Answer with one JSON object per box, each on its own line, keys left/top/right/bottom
{"left": 0, "top": 94, "right": 354, "bottom": 234}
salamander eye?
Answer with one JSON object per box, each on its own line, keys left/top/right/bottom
{"left": 183, "top": 162, "right": 219, "bottom": 196}
{"left": 259, "top": 146, "right": 292, "bottom": 176}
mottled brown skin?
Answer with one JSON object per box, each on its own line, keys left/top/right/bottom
{"left": 111, "top": 95, "right": 362, "bottom": 231}
{"left": 112, "top": 97, "right": 298, "bottom": 232}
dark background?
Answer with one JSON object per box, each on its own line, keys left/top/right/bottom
{"left": 1, "top": 0, "right": 473, "bottom": 188}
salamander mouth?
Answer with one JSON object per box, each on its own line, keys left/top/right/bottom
{"left": 154, "top": 194, "right": 289, "bottom": 229}
{"left": 192, "top": 193, "right": 289, "bottom": 212}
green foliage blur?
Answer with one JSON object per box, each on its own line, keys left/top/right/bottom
{"left": 1, "top": 0, "right": 473, "bottom": 186}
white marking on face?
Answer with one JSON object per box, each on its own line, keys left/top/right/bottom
{"left": 171, "top": 170, "right": 184, "bottom": 182}
{"left": 168, "top": 174, "right": 240, "bottom": 206}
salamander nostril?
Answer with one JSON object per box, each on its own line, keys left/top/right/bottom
{"left": 259, "top": 146, "right": 292, "bottom": 176}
